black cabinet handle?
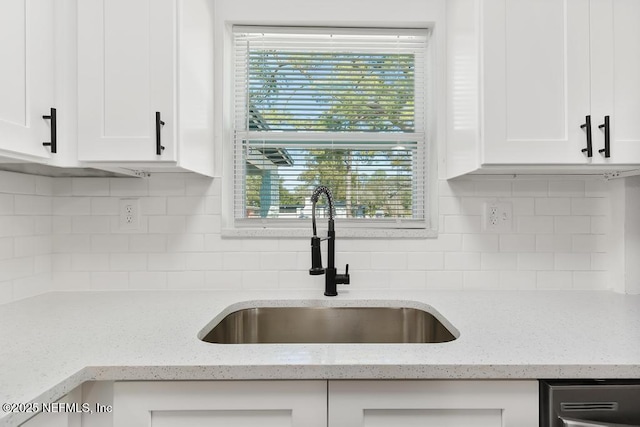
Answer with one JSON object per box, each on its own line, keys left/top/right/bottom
{"left": 42, "top": 107, "right": 57, "bottom": 153}
{"left": 580, "top": 115, "right": 592, "bottom": 157}
{"left": 598, "top": 115, "right": 610, "bottom": 158}
{"left": 155, "top": 111, "right": 165, "bottom": 155}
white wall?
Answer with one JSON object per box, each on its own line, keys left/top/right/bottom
{"left": 0, "top": 171, "right": 53, "bottom": 304}
{"left": 44, "top": 173, "right": 609, "bottom": 294}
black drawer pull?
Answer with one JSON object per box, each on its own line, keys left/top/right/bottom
{"left": 580, "top": 115, "right": 592, "bottom": 157}
{"left": 598, "top": 115, "right": 610, "bottom": 158}
{"left": 42, "top": 107, "right": 57, "bottom": 153}
{"left": 155, "top": 111, "right": 165, "bottom": 155}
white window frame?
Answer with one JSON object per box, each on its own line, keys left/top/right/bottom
{"left": 216, "top": 3, "right": 443, "bottom": 239}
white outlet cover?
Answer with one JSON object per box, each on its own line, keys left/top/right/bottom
{"left": 483, "top": 201, "right": 513, "bottom": 233}
{"left": 119, "top": 198, "right": 140, "bottom": 231}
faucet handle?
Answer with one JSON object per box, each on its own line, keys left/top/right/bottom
{"left": 336, "top": 264, "right": 350, "bottom": 285}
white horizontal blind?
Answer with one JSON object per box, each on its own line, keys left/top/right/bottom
{"left": 234, "top": 27, "right": 429, "bottom": 224}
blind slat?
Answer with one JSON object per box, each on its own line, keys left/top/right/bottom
{"left": 234, "top": 27, "right": 428, "bottom": 222}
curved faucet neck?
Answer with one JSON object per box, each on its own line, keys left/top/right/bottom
{"left": 311, "top": 186, "right": 335, "bottom": 236}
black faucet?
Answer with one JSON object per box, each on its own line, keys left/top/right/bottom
{"left": 309, "top": 186, "right": 350, "bottom": 296}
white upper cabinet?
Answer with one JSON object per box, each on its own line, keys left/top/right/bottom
{"left": 591, "top": 0, "right": 640, "bottom": 163}
{"left": 77, "top": 0, "right": 214, "bottom": 175}
{"left": 78, "top": 0, "right": 176, "bottom": 163}
{"left": 0, "top": 0, "right": 56, "bottom": 161}
{"left": 446, "top": 0, "right": 640, "bottom": 177}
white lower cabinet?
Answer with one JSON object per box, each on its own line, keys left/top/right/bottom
{"left": 111, "top": 381, "right": 327, "bottom": 427}
{"left": 99, "top": 379, "right": 537, "bottom": 427}
{"left": 329, "top": 380, "right": 538, "bottom": 427}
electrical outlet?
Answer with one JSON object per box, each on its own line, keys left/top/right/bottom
{"left": 483, "top": 201, "right": 512, "bottom": 232}
{"left": 119, "top": 198, "right": 140, "bottom": 231}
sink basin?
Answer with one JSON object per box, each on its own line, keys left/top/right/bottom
{"left": 201, "top": 306, "right": 457, "bottom": 344}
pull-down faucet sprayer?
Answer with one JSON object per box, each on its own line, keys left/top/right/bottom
{"left": 309, "top": 186, "right": 350, "bottom": 296}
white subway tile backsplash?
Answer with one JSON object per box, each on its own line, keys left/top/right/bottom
{"left": 512, "top": 180, "right": 548, "bottom": 197}
{"left": 535, "top": 235, "right": 572, "bottom": 252}
{"left": 167, "top": 234, "right": 205, "bottom": 252}
{"left": 139, "top": 197, "right": 167, "bottom": 215}
{"left": 72, "top": 216, "right": 111, "bottom": 234}
{"left": 438, "top": 197, "right": 462, "bottom": 215}
{"left": 554, "top": 253, "right": 591, "bottom": 271}
{"left": 148, "top": 176, "right": 186, "bottom": 196}
{"left": 148, "top": 253, "right": 186, "bottom": 271}
{"left": 517, "top": 253, "right": 554, "bottom": 270}
{"left": 109, "top": 178, "right": 148, "bottom": 196}
{"left": 72, "top": 178, "right": 110, "bottom": 196}
{"left": 242, "top": 270, "right": 279, "bottom": 289}
{"left": 91, "top": 197, "right": 119, "bottom": 215}
{"left": 499, "top": 271, "right": 536, "bottom": 290}
{"left": 129, "top": 272, "right": 168, "bottom": 290}
{"left": 91, "top": 235, "right": 128, "bottom": 253}
{"left": 14, "top": 195, "right": 51, "bottom": 215}
{"left": 554, "top": 216, "right": 591, "bottom": 234}
{"left": 0, "top": 238, "right": 13, "bottom": 260}
{"left": 426, "top": 271, "right": 463, "bottom": 289}
{"left": 167, "top": 197, "right": 205, "bottom": 215}
{"left": 549, "top": 180, "right": 585, "bottom": 197}
{"left": 481, "top": 252, "right": 517, "bottom": 270}
{"left": 53, "top": 272, "right": 91, "bottom": 290}
{"left": 0, "top": 173, "right": 616, "bottom": 302}
{"left": 167, "top": 271, "right": 205, "bottom": 289}
{"left": 464, "top": 271, "right": 501, "bottom": 289}
{"left": 499, "top": 234, "right": 535, "bottom": 252}
{"left": 444, "top": 215, "right": 481, "bottom": 233}
{"left": 462, "top": 234, "right": 499, "bottom": 252}
{"left": 536, "top": 271, "right": 572, "bottom": 289}
{"left": 129, "top": 235, "right": 167, "bottom": 253}
{"left": 148, "top": 216, "right": 186, "bottom": 234}
{"left": 0, "top": 172, "right": 36, "bottom": 194}
{"left": 91, "top": 272, "right": 128, "bottom": 289}
{"left": 186, "top": 252, "right": 223, "bottom": 271}
{"left": 475, "top": 180, "right": 512, "bottom": 197}
{"left": 535, "top": 198, "right": 571, "bottom": 215}
{"left": 53, "top": 197, "right": 92, "bottom": 216}
{"left": 109, "top": 253, "right": 148, "bottom": 271}
{"left": 571, "top": 198, "right": 609, "bottom": 216}
{"left": 54, "top": 234, "right": 90, "bottom": 254}
{"left": 573, "top": 271, "right": 608, "bottom": 290}
{"left": 0, "top": 194, "right": 14, "bottom": 214}
{"left": 370, "top": 252, "right": 408, "bottom": 271}
{"left": 571, "top": 235, "right": 606, "bottom": 253}
{"left": 71, "top": 253, "right": 109, "bottom": 271}
{"left": 444, "top": 252, "right": 481, "bottom": 270}
{"left": 517, "top": 216, "right": 554, "bottom": 234}
{"left": 407, "top": 251, "right": 444, "bottom": 270}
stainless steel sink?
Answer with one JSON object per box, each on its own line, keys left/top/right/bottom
{"left": 201, "top": 306, "right": 456, "bottom": 344}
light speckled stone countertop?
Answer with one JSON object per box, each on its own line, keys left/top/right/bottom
{"left": 1, "top": 289, "right": 640, "bottom": 425}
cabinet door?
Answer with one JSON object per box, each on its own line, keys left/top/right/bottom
{"left": 112, "top": 381, "right": 326, "bottom": 427}
{"left": 590, "top": 0, "right": 640, "bottom": 163}
{"left": 0, "top": 0, "right": 55, "bottom": 160}
{"left": 482, "top": 0, "right": 592, "bottom": 165}
{"left": 328, "top": 380, "right": 538, "bottom": 427}
{"left": 77, "top": 0, "right": 176, "bottom": 162}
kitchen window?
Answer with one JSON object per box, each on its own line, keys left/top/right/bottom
{"left": 232, "top": 26, "right": 433, "bottom": 233}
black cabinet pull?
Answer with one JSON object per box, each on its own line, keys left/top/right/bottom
{"left": 155, "top": 111, "right": 165, "bottom": 155}
{"left": 580, "top": 115, "right": 592, "bottom": 157}
{"left": 598, "top": 115, "right": 610, "bottom": 158}
{"left": 42, "top": 107, "right": 57, "bottom": 153}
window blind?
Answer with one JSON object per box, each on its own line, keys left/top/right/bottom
{"left": 233, "top": 26, "right": 429, "bottom": 224}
